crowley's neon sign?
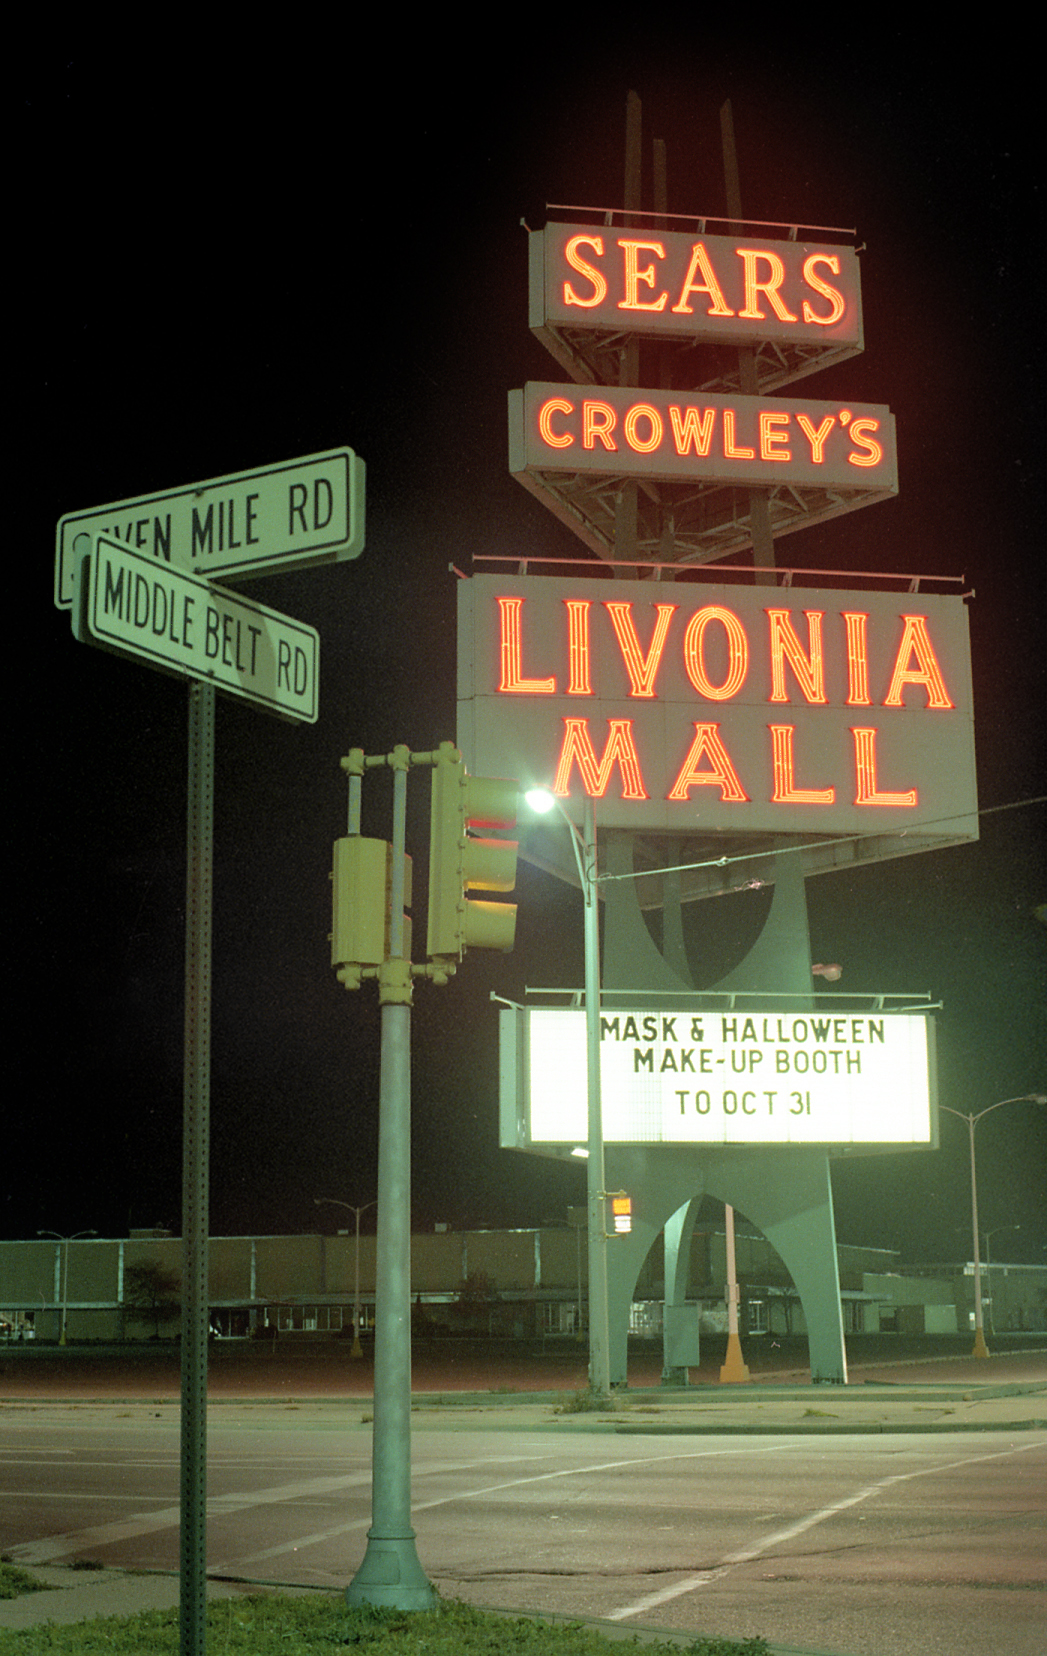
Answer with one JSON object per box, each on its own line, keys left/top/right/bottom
{"left": 457, "top": 575, "right": 978, "bottom": 839}
{"left": 510, "top": 384, "right": 896, "bottom": 494}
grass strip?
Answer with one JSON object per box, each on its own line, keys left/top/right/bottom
{"left": 0, "top": 1591, "right": 772, "bottom": 1654}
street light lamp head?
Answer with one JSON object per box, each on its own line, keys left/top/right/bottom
{"left": 525, "top": 787, "right": 557, "bottom": 814}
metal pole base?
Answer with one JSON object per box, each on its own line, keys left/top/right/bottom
{"left": 719, "top": 1334, "right": 751, "bottom": 1384}
{"left": 346, "top": 1534, "right": 438, "bottom": 1610}
{"left": 661, "top": 1366, "right": 689, "bottom": 1388}
{"left": 972, "top": 1329, "right": 991, "bottom": 1359}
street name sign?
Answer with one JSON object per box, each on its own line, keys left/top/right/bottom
{"left": 73, "top": 534, "right": 320, "bottom": 723}
{"left": 55, "top": 448, "right": 364, "bottom": 609}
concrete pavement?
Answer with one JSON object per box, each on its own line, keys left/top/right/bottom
{"left": 1, "top": 1348, "right": 1044, "bottom": 1653}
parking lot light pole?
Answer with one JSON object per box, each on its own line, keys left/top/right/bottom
{"left": 315, "top": 1198, "right": 377, "bottom": 1356}
{"left": 526, "top": 789, "right": 610, "bottom": 1397}
{"left": 36, "top": 1229, "right": 97, "bottom": 1345}
{"left": 940, "top": 1095, "right": 1046, "bottom": 1358}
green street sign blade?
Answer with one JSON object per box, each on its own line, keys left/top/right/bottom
{"left": 73, "top": 534, "right": 320, "bottom": 723}
{"left": 55, "top": 447, "right": 364, "bottom": 608}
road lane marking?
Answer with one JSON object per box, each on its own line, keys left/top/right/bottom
{"left": 607, "top": 1436, "right": 1047, "bottom": 1621}
{"left": 6, "top": 1472, "right": 374, "bottom": 1565}
{"left": 220, "top": 1442, "right": 796, "bottom": 1571}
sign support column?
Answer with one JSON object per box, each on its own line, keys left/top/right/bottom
{"left": 180, "top": 680, "right": 214, "bottom": 1656}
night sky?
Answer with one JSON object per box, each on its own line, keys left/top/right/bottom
{"left": 15, "top": 36, "right": 1045, "bottom": 1270}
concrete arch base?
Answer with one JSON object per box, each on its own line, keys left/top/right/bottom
{"left": 599, "top": 832, "right": 848, "bottom": 1387}
{"left": 603, "top": 1145, "right": 847, "bottom": 1386}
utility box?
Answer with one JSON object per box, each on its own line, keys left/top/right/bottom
{"left": 663, "top": 1303, "right": 700, "bottom": 1368}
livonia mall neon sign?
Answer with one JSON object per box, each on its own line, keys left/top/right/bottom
{"left": 458, "top": 575, "right": 978, "bottom": 837}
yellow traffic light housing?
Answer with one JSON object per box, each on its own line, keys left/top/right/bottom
{"left": 427, "top": 742, "right": 518, "bottom": 961}
{"left": 332, "top": 837, "right": 412, "bottom": 974}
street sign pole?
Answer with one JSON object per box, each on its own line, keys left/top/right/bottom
{"left": 180, "top": 680, "right": 214, "bottom": 1656}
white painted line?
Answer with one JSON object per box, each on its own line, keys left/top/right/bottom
{"left": 220, "top": 1442, "right": 795, "bottom": 1571}
{"left": 607, "top": 1437, "right": 1047, "bottom": 1621}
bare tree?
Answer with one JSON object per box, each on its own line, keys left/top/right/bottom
{"left": 122, "top": 1262, "right": 181, "bottom": 1339}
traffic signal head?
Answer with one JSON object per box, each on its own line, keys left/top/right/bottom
{"left": 331, "top": 836, "right": 412, "bottom": 974}
{"left": 427, "top": 742, "right": 518, "bottom": 961}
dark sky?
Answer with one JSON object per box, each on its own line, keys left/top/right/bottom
{"left": 14, "top": 35, "right": 1045, "bottom": 1268}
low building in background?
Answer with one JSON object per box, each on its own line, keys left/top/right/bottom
{"left": 2, "top": 1227, "right": 1044, "bottom": 1343}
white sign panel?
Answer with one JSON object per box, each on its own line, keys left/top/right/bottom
{"left": 55, "top": 448, "right": 364, "bottom": 608}
{"left": 505, "top": 1006, "right": 936, "bottom": 1147}
{"left": 73, "top": 535, "right": 320, "bottom": 723}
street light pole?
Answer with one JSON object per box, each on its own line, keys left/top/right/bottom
{"left": 527, "top": 789, "right": 611, "bottom": 1396}
{"left": 37, "top": 1229, "right": 97, "bottom": 1345}
{"left": 940, "top": 1095, "right": 1046, "bottom": 1358}
{"left": 315, "top": 1197, "right": 377, "bottom": 1357}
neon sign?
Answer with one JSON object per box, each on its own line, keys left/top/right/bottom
{"left": 458, "top": 574, "right": 978, "bottom": 841}
{"left": 530, "top": 225, "right": 863, "bottom": 358}
{"left": 510, "top": 384, "right": 896, "bottom": 495}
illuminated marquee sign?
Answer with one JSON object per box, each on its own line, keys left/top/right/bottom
{"left": 529, "top": 224, "right": 863, "bottom": 388}
{"left": 500, "top": 1006, "right": 937, "bottom": 1149}
{"left": 458, "top": 574, "right": 978, "bottom": 842}
{"left": 510, "top": 383, "right": 896, "bottom": 495}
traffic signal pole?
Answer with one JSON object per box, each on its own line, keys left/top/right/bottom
{"left": 334, "top": 743, "right": 518, "bottom": 1610}
{"left": 347, "top": 749, "right": 435, "bottom": 1609}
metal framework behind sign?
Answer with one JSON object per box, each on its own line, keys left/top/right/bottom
{"left": 529, "top": 224, "right": 865, "bottom": 394}
{"left": 508, "top": 383, "right": 895, "bottom": 564}
{"left": 500, "top": 1006, "right": 938, "bottom": 1150}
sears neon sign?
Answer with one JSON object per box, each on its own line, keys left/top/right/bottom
{"left": 530, "top": 224, "right": 863, "bottom": 352}
{"left": 457, "top": 575, "right": 978, "bottom": 838}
